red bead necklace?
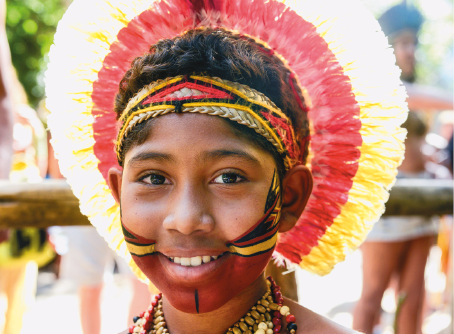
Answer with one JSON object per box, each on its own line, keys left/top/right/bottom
{"left": 129, "top": 277, "right": 297, "bottom": 334}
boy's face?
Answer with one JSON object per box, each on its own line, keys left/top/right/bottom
{"left": 116, "top": 113, "right": 281, "bottom": 313}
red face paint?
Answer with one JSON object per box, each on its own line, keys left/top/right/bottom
{"left": 132, "top": 245, "right": 274, "bottom": 313}
{"left": 123, "top": 171, "right": 281, "bottom": 313}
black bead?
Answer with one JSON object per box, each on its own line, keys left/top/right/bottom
{"left": 287, "top": 322, "right": 298, "bottom": 331}
{"left": 133, "top": 316, "right": 140, "bottom": 323}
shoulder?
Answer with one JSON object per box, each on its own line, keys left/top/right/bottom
{"left": 284, "top": 298, "right": 361, "bottom": 334}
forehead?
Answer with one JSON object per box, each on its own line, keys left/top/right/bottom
{"left": 123, "top": 113, "right": 276, "bottom": 167}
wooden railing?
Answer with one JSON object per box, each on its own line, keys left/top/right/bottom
{"left": 0, "top": 179, "right": 452, "bottom": 228}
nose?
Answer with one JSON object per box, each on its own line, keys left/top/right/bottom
{"left": 162, "top": 182, "right": 215, "bottom": 235}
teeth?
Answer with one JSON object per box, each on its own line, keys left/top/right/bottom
{"left": 169, "top": 255, "right": 222, "bottom": 267}
{"left": 190, "top": 256, "right": 202, "bottom": 266}
{"left": 180, "top": 258, "right": 191, "bottom": 266}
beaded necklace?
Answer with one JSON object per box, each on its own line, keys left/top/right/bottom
{"left": 128, "top": 277, "right": 298, "bottom": 334}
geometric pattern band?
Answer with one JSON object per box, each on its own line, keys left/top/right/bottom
{"left": 117, "top": 75, "right": 300, "bottom": 169}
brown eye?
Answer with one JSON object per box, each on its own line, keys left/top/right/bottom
{"left": 142, "top": 174, "right": 167, "bottom": 185}
{"left": 213, "top": 173, "right": 244, "bottom": 184}
{"left": 222, "top": 173, "right": 238, "bottom": 183}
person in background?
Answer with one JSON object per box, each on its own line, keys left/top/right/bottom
{"left": 59, "top": 226, "right": 153, "bottom": 334}
{"left": 0, "top": 0, "right": 15, "bottom": 244}
{"left": 353, "top": 4, "right": 452, "bottom": 333}
{"left": 353, "top": 112, "right": 451, "bottom": 334}
{"left": 0, "top": 0, "right": 44, "bottom": 332}
{"left": 0, "top": 73, "right": 55, "bottom": 334}
{"left": 0, "top": 0, "right": 13, "bottom": 180}
{"left": 378, "top": 2, "right": 453, "bottom": 112}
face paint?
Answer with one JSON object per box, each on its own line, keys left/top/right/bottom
{"left": 227, "top": 170, "right": 281, "bottom": 256}
{"left": 122, "top": 223, "right": 156, "bottom": 257}
{"left": 122, "top": 170, "right": 282, "bottom": 314}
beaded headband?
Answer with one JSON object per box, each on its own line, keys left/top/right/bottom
{"left": 116, "top": 75, "right": 300, "bottom": 169}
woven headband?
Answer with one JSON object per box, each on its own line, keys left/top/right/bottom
{"left": 117, "top": 75, "right": 300, "bottom": 169}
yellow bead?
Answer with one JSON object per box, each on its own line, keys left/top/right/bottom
{"left": 266, "top": 329, "right": 273, "bottom": 334}
{"left": 269, "top": 303, "right": 279, "bottom": 311}
{"left": 239, "top": 322, "right": 249, "bottom": 332}
{"left": 245, "top": 316, "right": 255, "bottom": 326}
{"left": 232, "top": 327, "right": 242, "bottom": 334}
{"left": 264, "top": 312, "right": 271, "bottom": 321}
{"left": 256, "top": 305, "right": 266, "bottom": 314}
{"left": 254, "top": 329, "right": 265, "bottom": 334}
{"left": 251, "top": 310, "right": 261, "bottom": 320}
{"left": 261, "top": 299, "right": 270, "bottom": 307}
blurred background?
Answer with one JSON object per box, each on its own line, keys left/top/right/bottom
{"left": 0, "top": 0, "right": 452, "bottom": 334}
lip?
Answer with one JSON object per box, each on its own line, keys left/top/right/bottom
{"left": 158, "top": 251, "right": 231, "bottom": 283}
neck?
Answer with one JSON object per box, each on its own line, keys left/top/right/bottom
{"left": 162, "top": 274, "right": 268, "bottom": 334}
{"left": 399, "top": 137, "right": 426, "bottom": 174}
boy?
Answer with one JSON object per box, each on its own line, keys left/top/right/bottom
{"left": 46, "top": 1, "right": 407, "bottom": 333}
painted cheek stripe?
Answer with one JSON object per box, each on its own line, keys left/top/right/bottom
{"left": 121, "top": 222, "right": 156, "bottom": 257}
{"left": 228, "top": 231, "right": 278, "bottom": 257}
{"left": 230, "top": 210, "right": 281, "bottom": 247}
{"left": 227, "top": 171, "right": 282, "bottom": 257}
{"left": 126, "top": 242, "right": 156, "bottom": 257}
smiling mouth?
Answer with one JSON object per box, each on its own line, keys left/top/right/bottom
{"left": 165, "top": 253, "right": 227, "bottom": 267}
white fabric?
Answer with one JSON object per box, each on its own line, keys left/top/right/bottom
{"left": 60, "top": 226, "right": 134, "bottom": 286}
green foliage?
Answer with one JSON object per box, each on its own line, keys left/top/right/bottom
{"left": 6, "top": 0, "right": 67, "bottom": 106}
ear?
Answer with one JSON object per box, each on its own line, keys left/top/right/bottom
{"left": 279, "top": 165, "right": 313, "bottom": 233}
{"left": 108, "top": 167, "right": 123, "bottom": 204}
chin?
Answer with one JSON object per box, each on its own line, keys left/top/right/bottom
{"left": 132, "top": 249, "right": 274, "bottom": 313}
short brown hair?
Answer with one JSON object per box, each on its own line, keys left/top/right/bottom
{"left": 115, "top": 28, "right": 309, "bottom": 176}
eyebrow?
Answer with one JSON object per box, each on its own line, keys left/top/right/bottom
{"left": 201, "top": 149, "right": 261, "bottom": 166}
{"left": 127, "top": 152, "right": 175, "bottom": 168}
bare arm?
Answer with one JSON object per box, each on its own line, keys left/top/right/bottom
{"left": 0, "top": 0, "right": 14, "bottom": 179}
{"left": 405, "top": 82, "right": 454, "bottom": 112}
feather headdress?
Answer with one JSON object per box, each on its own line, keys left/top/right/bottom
{"left": 46, "top": 0, "right": 408, "bottom": 281}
